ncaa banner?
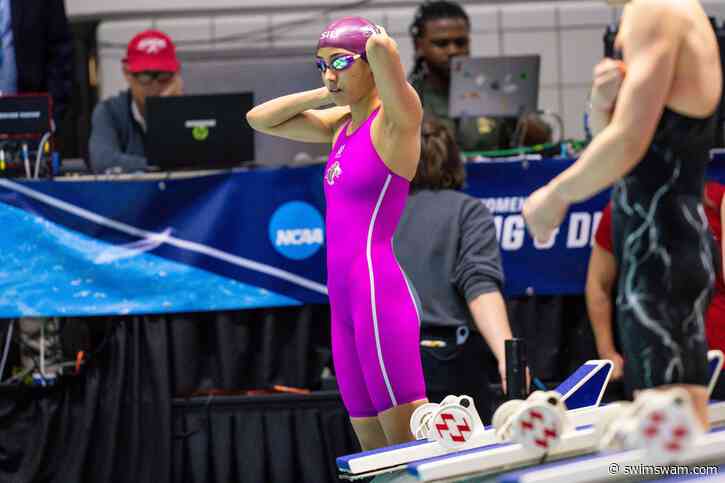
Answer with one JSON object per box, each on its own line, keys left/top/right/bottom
{"left": 464, "top": 160, "right": 610, "bottom": 296}
{"left": 466, "top": 156, "right": 725, "bottom": 296}
{"left": 2, "top": 159, "right": 724, "bottom": 317}
{"left": 0, "top": 166, "right": 329, "bottom": 317}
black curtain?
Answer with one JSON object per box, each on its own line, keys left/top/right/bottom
{"left": 165, "top": 306, "right": 331, "bottom": 396}
{"left": 172, "top": 392, "right": 358, "bottom": 483}
{"left": 0, "top": 297, "right": 599, "bottom": 483}
{"left": 0, "top": 318, "right": 172, "bottom": 483}
{"left": 0, "top": 305, "right": 360, "bottom": 483}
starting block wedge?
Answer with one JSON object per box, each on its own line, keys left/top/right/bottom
{"left": 337, "top": 359, "right": 613, "bottom": 476}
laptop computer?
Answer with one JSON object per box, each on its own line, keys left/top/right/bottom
{"left": 449, "top": 55, "right": 540, "bottom": 119}
{"left": 180, "top": 57, "right": 329, "bottom": 166}
{"left": 145, "top": 92, "right": 254, "bottom": 171}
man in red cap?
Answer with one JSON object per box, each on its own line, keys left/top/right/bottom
{"left": 89, "top": 30, "right": 183, "bottom": 173}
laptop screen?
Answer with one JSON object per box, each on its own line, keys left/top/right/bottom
{"left": 145, "top": 92, "right": 254, "bottom": 171}
{"left": 448, "top": 55, "right": 540, "bottom": 119}
{"left": 181, "top": 57, "right": 330, "bottom": 166}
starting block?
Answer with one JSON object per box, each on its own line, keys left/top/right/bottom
{"left": 337, "top": 359, "right": 614, "bottom": 477}
{"left": 708, "top": 349, "right": 723, "bottom": 397}
{"left": 491, "top": 390, "right": 571, "bottom": 454}
{"left": 500, "top": 423, "right": 725, "bottom": 483}
{"left": 407, "top": 401, "right": 725, "bottom": 481}
{"left": 405, "top": 350, "right": 725, "bottom": 482}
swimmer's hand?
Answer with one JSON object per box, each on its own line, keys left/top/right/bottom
{"left": 367, "top": 24, "right": 398, "bottom": 50}
{"left": 318, "top": 86, "right": 336, "bottom": 105}
{"left": 599, "top": 349, "right": 625, "bottom": 380}
{"left": 522, "top": 184, "right": 569, "bottom": 243}
{"left": 590, "top": 58, "right": 626, "bottom": 113}
{"left": 372, "top": 24, "right": 388, "bottom": 37}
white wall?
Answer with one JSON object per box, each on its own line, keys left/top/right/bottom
{"left": 68, "top": 0, "right": 421, "bottom": 19}
{"left": 95, "top": 0, "right": 725, "bottom": 140}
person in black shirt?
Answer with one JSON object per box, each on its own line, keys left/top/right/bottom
{"left": 407, "top": 0, "right": 551, "bottom": 152}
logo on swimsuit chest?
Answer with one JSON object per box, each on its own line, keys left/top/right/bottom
{"left": 325, "top": 144, "right": 345, "bottom": 186}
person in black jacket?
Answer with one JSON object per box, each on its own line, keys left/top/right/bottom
{"left": 7, "top": 0, "right": 74, "bottom": 124}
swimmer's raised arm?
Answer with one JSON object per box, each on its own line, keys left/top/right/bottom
{"left": 588, "top": 59, "right": 626, "bottom": 137}
{"left": 524, "top": 0, "right": 687, "bottom": 242}
{"left": 365, "top": 27, "right": 423, "bottom": 133}
{"left": 245, "top": 87, "right": 350, "bottom": 143}
{"left": 550, "top": 1, "right": 685, "bottom": 204}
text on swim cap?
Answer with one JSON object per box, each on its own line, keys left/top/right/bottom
{"left": 320, "top": 30, "right": 341, "bottom": 40}
{"left": 319, "top": 25, "right": 378, "bottom": 41}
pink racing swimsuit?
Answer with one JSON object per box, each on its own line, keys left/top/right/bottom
{"left": 323, "top": 107, "right": 426, "bottom": 417}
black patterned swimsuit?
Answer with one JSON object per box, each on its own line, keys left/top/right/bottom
{"left": 612, "top": 107, "right": 718, "bottom": 389}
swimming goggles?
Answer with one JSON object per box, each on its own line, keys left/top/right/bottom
{"left": 315, "top": 54, "right": 362, "bottom": 73}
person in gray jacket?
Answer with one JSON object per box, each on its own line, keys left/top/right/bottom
{"left": 89, "top": 30, "right": 183, "bottom": 174}
{"left": 394, "top": 119, "right": 515, "bottom": 423}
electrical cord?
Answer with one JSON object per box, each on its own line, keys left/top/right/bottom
{"left": 510, "top": 109, "right": 564, "bottom": 152}
{"left": 1, "top": 318, "right": 66, "bottom": 385}
{"left": 1, "top": 330, "right": 41, "bottom": 384}
{"left": 0, "top": 320, "right": 13, "bottom": 382}
{"left": 40, "top": 318, "right": 46, "bottom": 378}
{"left": 2, "top": 365, "right": 33, "bottom": 385}
{"left": 22, "top": 143, "right": 30, "bottom": 178}
{"left": 538, "top": 109, "right": 564, "bottom": 146}
{"left": 34, "top": 132, "right": 51, "bottom": 179}
{"left": 511, "top": 111, "right": 530, "bottom": 149}
{"left": 550, "top": 112, "right": 565, "bottom": 145}
{"left": 1, "top": 361, "right": 79, "bottom": 385}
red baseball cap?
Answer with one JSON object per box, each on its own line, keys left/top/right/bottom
{"left": 123, "top": 30, "right": 180, "bottom": 73}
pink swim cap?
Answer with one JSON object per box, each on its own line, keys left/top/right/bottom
{"left": 316, "top": 16, "right": 379, "bottom": 60}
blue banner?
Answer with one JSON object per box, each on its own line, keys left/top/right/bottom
{"left": 1, "top": 158, "right": 723, "bottom": 317}
{"left": 0, "top": 167, "right": 329, "bottom": 317}
{"left": 466, "top": 155, "right": 725, "bottom": 296}
{"left": 464, "top": 159, "right": 610, "bottom": 296}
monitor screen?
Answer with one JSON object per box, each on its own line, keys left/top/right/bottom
{"left": 181, "top": 55, "right": 331, "bottom": 166}
{"left": 0, "top": 94, "right": 52, "bottom": 138}
{"left": 145, "top": 92, "right": 255, "bottom": 171}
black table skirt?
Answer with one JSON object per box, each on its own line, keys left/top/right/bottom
{"left": 173, "top": 392, "right": 359, "bottom": 483}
